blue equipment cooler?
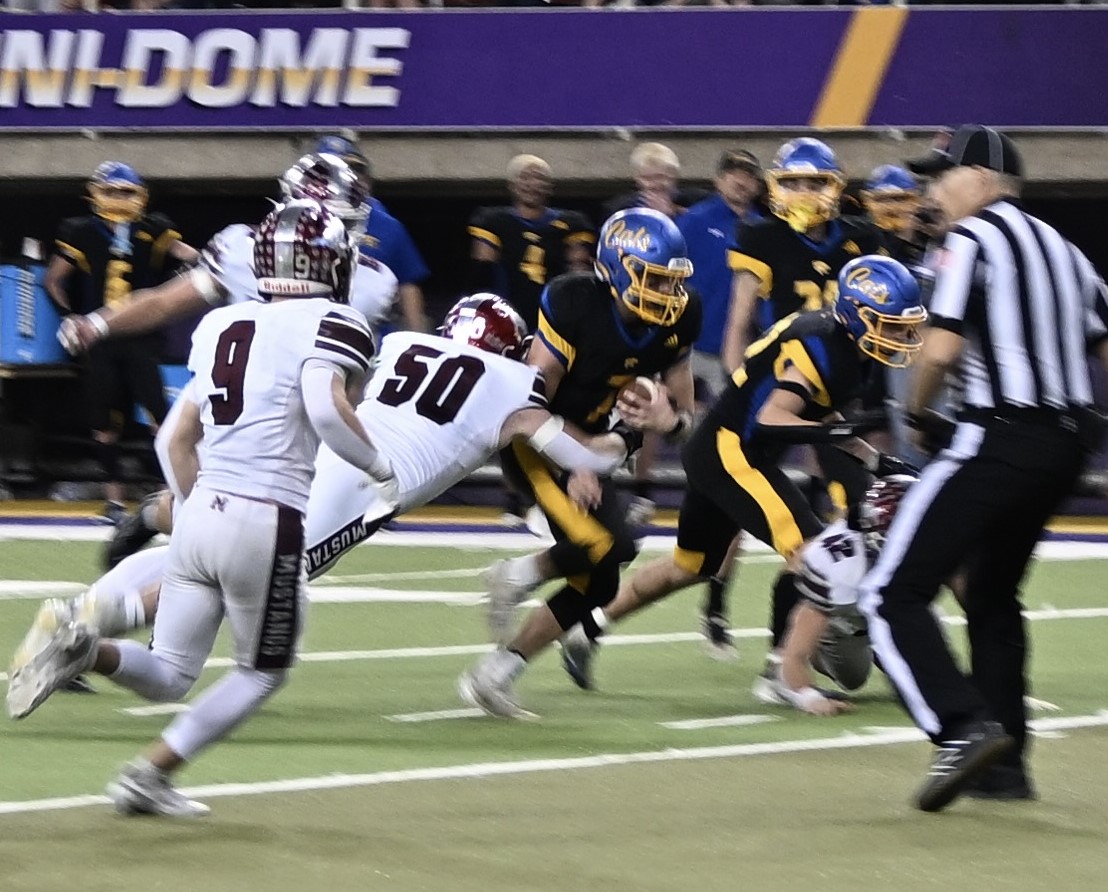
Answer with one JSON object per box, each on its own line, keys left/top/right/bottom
{"left": 0, "top": 264, "right": 68, "bottom": 364}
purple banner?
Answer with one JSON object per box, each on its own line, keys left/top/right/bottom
{"left": 0, "top": 8, "right": 1103, "bottom": 130}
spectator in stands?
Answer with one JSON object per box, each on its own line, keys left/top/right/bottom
{"left": 44, "top": 162, "right": 197, "bottom": 524}
{"left": 315, "top": 135, "right": 431, "bottom": 332}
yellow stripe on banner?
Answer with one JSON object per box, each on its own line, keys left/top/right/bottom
{"left": 715, "top": 428, "right": 805, "bottom": 559}
{"left": 511, "top": 441, "right": 612, "bottom": 565}
{"left": 811, "top": 7, "right": 909, "bottom": 128}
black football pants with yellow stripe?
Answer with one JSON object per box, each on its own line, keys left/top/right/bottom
{"left": 503, "top": 441, "right": 638, "bottom": 631}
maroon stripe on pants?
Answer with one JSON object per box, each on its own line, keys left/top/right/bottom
{"left": 254, "top": 504, "right": 305, "bottom": 670}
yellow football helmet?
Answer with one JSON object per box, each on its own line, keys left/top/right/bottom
{"left": 766, "top": 138, "right": 845, "bottom": 234}
{"left": 861, "top": 165, "right": 922, "bottom": 234}
{"left": 87, "top": 162, "right": 148, "bottom": 224}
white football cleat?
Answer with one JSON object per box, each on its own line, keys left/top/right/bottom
{"left": 6, "top": 621, "right": 98, "bottom": 720}
{"left": 457, "top": 650, "right": 535, "bottom": 720}
{"left": 9, "top": 598, "right": 74, "bottom": 681}
{"left": 106, "top": 760, "right": 210, "bottom": 818}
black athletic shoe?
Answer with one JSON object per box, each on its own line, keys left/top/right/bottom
{"left": 103, "top": 497, "right": 159, "bottom": 570}
{"left": 915, "top": 721, "right": 1014, "bottom": 813}
{"left": 964, "top": 764, "right": 1037, "bottom": 801}
{"left": 702, "top": 612, "right": 738, "bottom": 661}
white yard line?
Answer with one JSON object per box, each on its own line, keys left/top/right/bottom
{"left": 384, "top": 708, "right": 486, "bottom": 723}
{"left": 120, "top": 703, "right": 188, "bottom": 717}
{"left": 1, "top": 711, "right": 1105, "bottom": 817}
{"left": 4, "top": 607, "right": 1108, "bottom": 686}
{"left": 659, "top": 714, "right": 780, "bottom": 730}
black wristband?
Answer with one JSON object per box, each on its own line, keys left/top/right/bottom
{"left": 664, "top": 410, "right": 693, "bottom": 443}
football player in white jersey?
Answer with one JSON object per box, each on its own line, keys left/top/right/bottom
{"left": 6, "top": 201, "right": 397, "bottom": 818}
{"left": 54, "top": 153, "right": 398, "bottom": 570}
{"left": 7, "top": 294, "right": 632, "bottom": 703}
{"left": 756, "top": 474, "right": 914, "bottom": 715}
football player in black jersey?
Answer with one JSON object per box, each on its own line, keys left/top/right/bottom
{"left": 558, "top": 256, "right": 927, "bottom": 699}
{"left": 723, "top": 138, "right": 888, "bottom": 370}
{"left": 468, "top": 155, "right": 596, "bottom": 529}
{"left": 44, "top": 162, "right": 197, "bottom": 523}
{"left": 860, "top": 165, "right": 930, "bottom": 266}
{"left": 458, "top": 208, "right": 702, "bottom": 718}
{"left": 468, "top": 154, "right": 594, "bottom": 330}
{"left": 714, "top": 138, "right": 889, "bottom": 650}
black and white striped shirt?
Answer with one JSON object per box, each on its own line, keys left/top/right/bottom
{"left": 928, "top": 199, "right": 1108, "bottom": 411}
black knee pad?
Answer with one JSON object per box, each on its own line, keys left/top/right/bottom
{"left": 547, "top": 586, "right": 592, "bottom": 632}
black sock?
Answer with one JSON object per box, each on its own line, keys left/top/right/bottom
{"left": 704, "top": 575, "right": 727, "bottom": 617}
{"left": 633, "top": 479, "right": 652, "bottom": 500}
{"left": 770, "top": 572, "right": 800, "bottom": 649}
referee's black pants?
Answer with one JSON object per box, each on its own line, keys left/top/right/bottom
{"left": 859, "top": 416, "right": 1087, "bottom": 760}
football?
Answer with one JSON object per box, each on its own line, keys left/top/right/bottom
{"left": 618, "top": 376, "right": 658, "bottom": 406}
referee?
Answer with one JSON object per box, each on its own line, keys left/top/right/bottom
{"left": 858, "top": 125, "right": 1108, "bottom": 812}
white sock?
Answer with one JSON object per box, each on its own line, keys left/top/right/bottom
{"left": 161, "top": 668, "right": 285, "bottom": 761}
{"left": 485, "top": 648, "right": 526, "bottom": 686}
{"left": 505, "top": 555, "right": 543, "bottom": 590}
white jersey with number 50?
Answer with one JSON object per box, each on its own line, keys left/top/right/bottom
{"left": 796, "top": 520, "right": 870, "bottom": 615}
{"left": 193, "top": 222, "right": 398, "bottom": 327}
{"left": 306, "top": 332, "right": 546, "bottom": 548}
{"left": 188, "top": 298, "right": 374, "bottom": 512}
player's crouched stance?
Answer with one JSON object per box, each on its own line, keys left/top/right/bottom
{"left": 6, "top": 201, "right": 398, "bottom": 818}
{"left": 762, "top": 475, "right": 914, "bottom": 715}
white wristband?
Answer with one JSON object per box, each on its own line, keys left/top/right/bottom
{"left": 87, "top": 311, "right": 110, "bottom": 339}
{"left": 528, "top": 416, "right": 565, "bottom": 453}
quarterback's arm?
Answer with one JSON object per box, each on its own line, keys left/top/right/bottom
{"left": 500, "top": 407, "right": 628, "bottom": 476}
{"left": 526, "top": 333, "right": 568, "bottom": 400}
{"left": 722, "top": 271, "right": 761, "bottom": 373}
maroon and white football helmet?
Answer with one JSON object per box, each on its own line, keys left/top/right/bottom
{"left": 439, "top": 294, "right": 529, "bottom": 360}
{"left": 279, "top": 152, "right": 369, "bottom": 232}
{"left": 253, "top": 200, "right": 353, "bottom": 303}
{"left": 857, "top": 474, "right": 915, "bottom": 553}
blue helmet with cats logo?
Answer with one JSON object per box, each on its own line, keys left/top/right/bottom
{"left": 861, "top": 165, "right": 922, "bottom": 233}
{"left": 766, "top": 138, "right": 845, "bottom": 233}
{"left": 594, "top": 208, "right": 693, "bottom": 326}
{"left": 88, "top": 161, "right": 147, "bottom": 224}
{"left": 835, "top": 255, "right": 927, "bottom": 368}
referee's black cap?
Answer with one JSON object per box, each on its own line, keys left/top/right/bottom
{"left": 907, "top": 125, "right": 1023, "bottom": 178}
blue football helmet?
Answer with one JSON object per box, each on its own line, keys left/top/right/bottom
{"left": 834, "top": 255, "right": 927, "bottom": 368}
{"left": 313, "top": 135, "right": 371, "bottom": 183}
{"left": 861, "top": 165, "right": 921, "bottom": 233}
{"left": 766, "top": 138, "right": 846, "bottom": 233}
{"left": 88, "top": 161, "right": 147, "bottom": 224}
{"left": 595, "top": 208, "right": 693, "bottom": 326}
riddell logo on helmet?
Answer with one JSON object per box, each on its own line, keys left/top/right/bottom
{"left": 603, "top": 220, "right": 652, "bottom": 252}
{"left": 257, "top": 278, "right": 327, "bottom": 295}
{"left": 844, "top": 266, "right": 889, "bottom": 304}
